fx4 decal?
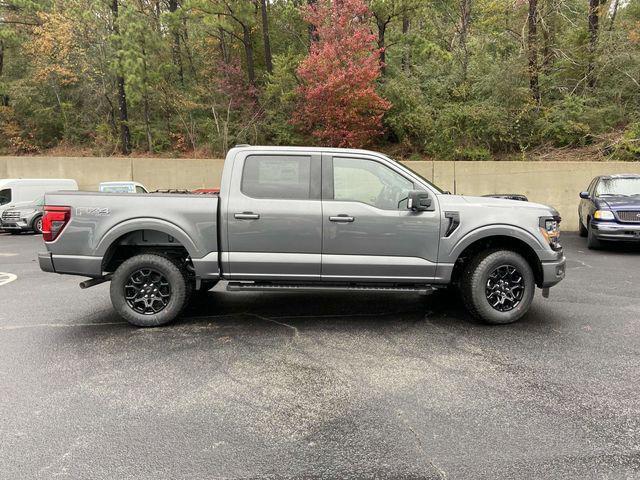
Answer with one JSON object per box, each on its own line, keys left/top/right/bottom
{"left": 76, "top": 207, "right": 110, "bottom": 217}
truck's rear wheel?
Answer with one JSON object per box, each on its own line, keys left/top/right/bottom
{"left": 460, "top": 249, "right": 535, "bottom": 325}
{"left": 110, "top": 253, "right": 189, "bottom": 327}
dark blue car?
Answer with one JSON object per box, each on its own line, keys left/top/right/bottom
{"left": 578, "top": 174, "right": 640, "bottom": 249}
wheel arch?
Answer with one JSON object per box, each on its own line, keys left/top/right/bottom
{"left": 98, "top": 219, "right": 199, "bottom": 274}
{"left": 450, "top": 231, "right": 544, "bottom": 288}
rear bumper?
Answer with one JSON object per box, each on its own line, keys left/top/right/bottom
{"left": 38, "top": 252, "right": 55, "bottom": 273}
{"left": 540, "top": 253, "right": 566, "bottom": 288}
{"left": 38, "top": 252, "right": 103, "bottom": 277}
{"left": 591, "top": 221, "right": 640, "bottom": 242}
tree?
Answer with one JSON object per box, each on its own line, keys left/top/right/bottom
{"left": 258, "top": 0, "right": 272, "bottom": 73}
{"left": 587, "top": 0, "right": 604, "bottom": 89}
{"left": 294, "top": 0, "right": 390, "bottom": 147}
{"left": 527, "top": 0, "right": 540, "bottom": 103}
{"left": 110, "top": 0, "right": 131, "bottom": 154}
{"left": 369, "top": 0, "right": 419, "bottom": 75}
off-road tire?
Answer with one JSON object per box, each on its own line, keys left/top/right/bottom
{"left": 460, "top": 249, "right": 535, "bottom": 325}
{"left": 110, "top": 253, "right": 190, "bottom": 327}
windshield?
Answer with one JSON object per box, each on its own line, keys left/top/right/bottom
{"left": 595, "top": 177, "right": 640, "bottom": 197}
{"left": 0, "top": 188, "right": 11, "bottom": 206}
{"left": 381, "top": 155, "right": 445, "bottom": 194}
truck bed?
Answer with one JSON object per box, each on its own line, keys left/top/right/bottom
{"left": 41, "top": 191, "right": 219, "bottom": 278}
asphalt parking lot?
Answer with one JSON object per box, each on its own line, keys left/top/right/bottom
{"left": 1, "top": 232, "right": 639, "bottom": 479}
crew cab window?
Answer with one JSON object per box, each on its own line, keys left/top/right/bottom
{"left": 333, "top": 157, "right": 413, "bottom": 210}
{"left": 242, "top": 155, "right": 311, "bottom": 199}
{"left": 0, "top": 189, "right": 11, "bottom": 206}
{"left": 135, "top": 186, "right": 146, "bottom": 194}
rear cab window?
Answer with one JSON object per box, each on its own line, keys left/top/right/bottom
{"left": 241, "top": 155, "right": 312, "bottom": 200}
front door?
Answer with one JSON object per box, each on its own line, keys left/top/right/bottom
{"left": 226, "top": 152, "right": 322, "bottom": 280}
{"left": 321, "top": 154, "right": 441, "bottom": 282}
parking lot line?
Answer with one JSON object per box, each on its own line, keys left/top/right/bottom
{"left": 0, "top": 272, "right": 17, "bottom": 286}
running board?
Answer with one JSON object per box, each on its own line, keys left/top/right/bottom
{"left": 226, "top": 282, "right": 435, "bottom": 294}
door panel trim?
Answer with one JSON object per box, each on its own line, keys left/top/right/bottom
{"left": 226, "top": 252, "right": 321, "bottom": 279}
{"left": 321, "top": 254, "right": 436, "bottom": 282}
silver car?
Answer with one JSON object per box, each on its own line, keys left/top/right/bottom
{"left": 0, "top": 196, "right": 45, "bottom": 234}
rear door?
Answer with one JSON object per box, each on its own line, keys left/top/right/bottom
{"left": 225, "top": 151, "right": 322, "bottom": 280}
{"left": 321, "top": 153, "right": 441, "bottom": 282}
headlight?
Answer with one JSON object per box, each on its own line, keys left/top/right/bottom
{"left": 539, "top": 216, "right": 561, "bottom": 251}
{"left": 593, "top": 210, "right": 614, "bottom": 220}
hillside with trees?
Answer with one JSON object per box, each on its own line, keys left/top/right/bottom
{"left": 0, "top": 0, "right": 638, "bottom": 160}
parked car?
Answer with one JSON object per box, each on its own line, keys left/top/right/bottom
{"left": 193, "top": 188, "right": 220, "bottom": 195}
{"left": 0, "top": 178, "right": 78, "bottom": 220}
{"left": 483, "top": 194, "right": 528, "bottom": 202}
{"left": 578, "top": 174, "right": 640, "bottom": 249}
{"left": 0, "top": 196, "right": 45, "bottom": 234}
{"left": 38, "top": 146, "right": 565, "bottom": 327}
{"left": 99, "top": 181, "right": 148, "bottom": 194}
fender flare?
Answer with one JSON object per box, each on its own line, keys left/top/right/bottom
{"left": 446, "top": 224, "right": 545, "bottom": 262}
{"left": 95, "top": 218, "right": 201, "bottom": 259}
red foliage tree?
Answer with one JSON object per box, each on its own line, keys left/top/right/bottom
{"left": 294, "top": 0, "right": 391, "bottom": 148}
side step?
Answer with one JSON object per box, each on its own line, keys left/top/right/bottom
{"left": 226, "top": 282, "right": 435, "bottom": 294}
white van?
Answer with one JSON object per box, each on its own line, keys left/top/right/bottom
{"left": 99, "top": 181, "right": 148, "bottom": 194}
{"left": 0, "top": 178, "right": 78, "bottom": 216}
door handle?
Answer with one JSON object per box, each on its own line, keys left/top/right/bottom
{"left": 329, "top": 215, "right": 354, "bottom": 223}
{"left": 234, "top": 212, "right": 260, "bottom": 220}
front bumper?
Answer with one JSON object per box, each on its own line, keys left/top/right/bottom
{"left": 540, "top": 253, "right": 566, "bottom": 288}
{"left": 0, "top": 219, "right": 30, "bottom": 231}
{"left": 38, "top": 252, "right": 55, "bottom": 273}
{"left": 591, "top": 221, "right": 640, "bottom": 242}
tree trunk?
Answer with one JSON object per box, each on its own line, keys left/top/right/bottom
{"left": 308, "top": 0, "right": 319, "bottom": 45}
{"left": 243, "top": 24, "right": 256, "bottom": 86}
{"left": 0, "top": 39, "right": 7, "bottom": 106}
{"left": 587, "top": 0, "right": 601, "bottom": 89}
{"left": 168, "top": 0, "right": 184, "bottom": 86}
{"left": 260, "top": 0, "right": 273, "bottom": 74}
{"left": 219, "top": 27, "right": 229, "bottom": 63}
{"left": 609, "top": 0, "right": 620, "bottom": 30}
{"left": 376, "top": 16, "right": 388, "bottom": 75}
{"left": 111, "top": 0, "right": 131, "bottom": 155}
{"left": 527, "top": 0, "right": 540, "bottom": 103}
{"left": 459, "top": 0, "right": 472, "bottom": 82}
{"left": 141, "top": 44, "right": 153, "bottom": 153}
{"left": 402, "top": 16, "right": 410, "bottom": 72}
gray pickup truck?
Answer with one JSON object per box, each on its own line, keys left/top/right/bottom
{"left": 39, "top": 146, "right": 566, "bottom": 327}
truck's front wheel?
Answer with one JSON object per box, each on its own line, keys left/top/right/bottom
{"left": 460, "top": 249, "right": 535, "bottom": 325}
{"left": 110, "top": 253, "right": 189, "bottom": 327}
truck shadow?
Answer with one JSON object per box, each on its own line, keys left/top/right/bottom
{"left": 178, "top": 288, "right": 545, "bottom": 331}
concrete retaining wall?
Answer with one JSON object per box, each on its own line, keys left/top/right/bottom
{"left": 2, "top": 156, "right": 639, "bottom": 230}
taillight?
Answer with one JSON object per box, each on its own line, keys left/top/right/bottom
{"left": 42, "top": 206, "right": 71, "bottom": 242}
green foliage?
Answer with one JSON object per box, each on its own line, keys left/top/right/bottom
{"left": 614, "top": 123, "right": 640, "bottom": 161}
{"left": 261, "top": 51, "right": 305, "bottom": 145}
{"left": 0, "top": 0, "right": 638, "bottom": 159}
{"left": 380, "top": 74, "right": 433, "bottom": 151}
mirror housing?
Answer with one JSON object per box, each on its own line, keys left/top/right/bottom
{"left": 407, "top": 191, "right": 432, "bottom": 211}
{"left": 579, "top": 191, "right": 590, "bottom": 199}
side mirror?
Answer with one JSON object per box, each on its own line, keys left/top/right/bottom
{"left": 579, "top": 191, "right": 590, "bottom": 200}
{"left": 407, "top": 191, "right": 432, "bottom": 212}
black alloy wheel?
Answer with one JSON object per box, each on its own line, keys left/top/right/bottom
{"left": 124, "top": 268, "right": 172, "bottom": 315}
{"left": 485, "top": 264, "right": 525, "bottom": 312}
